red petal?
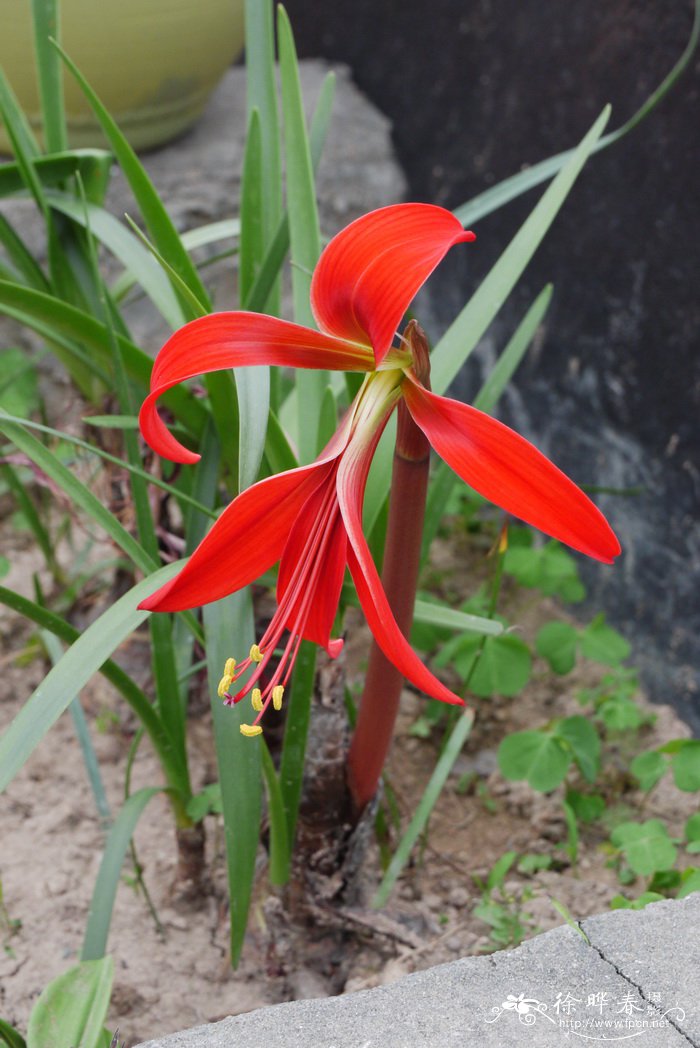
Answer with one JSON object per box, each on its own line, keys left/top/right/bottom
{"left": 138, "top": 459, "right": 335, "bottom": 612}
{"left": 403, "top": 377, "right": 621, "bottom": 563}
{"left": 140, "top": 312, "right": 374, "bottom": 463}
{"left": 311, "top": 204, "right": 475, "bottom": 367}
{"left": 276, "top": 474, "right": 347, "bottom": 653}
{"left": 337, "top": 426, "right": 464, "bottom": 706}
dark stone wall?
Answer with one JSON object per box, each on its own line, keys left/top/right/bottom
{"left": 284, "top": 0, "right": 700, "bottom": 727}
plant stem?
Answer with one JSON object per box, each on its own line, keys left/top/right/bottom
{"left": 347, "top": 321, "right": 431, "bottom": 814}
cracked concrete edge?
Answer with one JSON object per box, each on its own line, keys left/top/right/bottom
{"left": 135, "top": 894, "right": 700, "bottom": 1048}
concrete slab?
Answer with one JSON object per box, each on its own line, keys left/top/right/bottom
{"left": 136, "top": 894, "right": 700, "bottom": 1048}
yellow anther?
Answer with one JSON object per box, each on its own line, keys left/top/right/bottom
{"left": 249, "top": 644, "right": 264, "bottom": 663}
{"left": 217, "top": 674, "right": 233, "bottom": 699}
{"left": 272, "top": 685, "right": 284, "bottom": 711}
{"left": 224, "top": 657, "right": 237, "bottom": 677}
{"left": 251, "top": 688, "right": 263, "bottom": 712}
{"left": 240, "top": 723, "right": 263, "bottom": 737}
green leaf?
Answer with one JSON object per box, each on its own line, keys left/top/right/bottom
{"left": 373, "top": 709, "right": 474, "bottom": 907}
{"left": 412, "top": 597, "right": 503, "bottom": 637}
{"left": 0, "top": 150, "right": 111, "bottom": 200}
{"left": 555, "top": 716, "right": 600, "bottom": 784}
{"left": 0, "top": 411, "right": 155, "bottom": 575}
{"left": 454, "top": 0, "right": 700, "bottom": 227}
{"left": 685, "top": 813, "right": 700, "bottom": 848}
{"left": 82, "top": 792, "right": 161, "bottom": 961}
{"left": 279, "top": 639, "right": 316, "bottom": 849}
{"left": 580, "top": 614, "right": 631, "bottom": 666}
{"left": 26, "top": 957, "right": 113, "bottom": 1048}
{"left": 536, "top": 621, "right": 578, "bottom": 675}
{"left": 260, "top": 742, "right": 291, "bottom": 886}
{"left": 486, "top": 850, "right": 518, "bottom": 891}
{"left": 54, "top": 42, "right": 211, "bottom": 317}
{"left": 277, "top": 5, "right": 327, "bottom": 461}
{"left": 31, "top": 0, "right": 68, "bottom": 154}
{"left": 504, "top": 542, "right": 585, "bottom": 602}
{"left": 671, "top": 742, "right": 700, "bottom": 792}
{"left": 432, "top": 107, "right": 610, "bottom": 394}
{"left": 677, "top": 867, "right": 700, "bottom": 899}
{"left": 0, "top": 214, "right": 50, "bottom": 290}
{"left": 0, "top": 281, "right": 207, "bottom": 435}
{"left": 47, "top": 193, "right": 185, "bottom": 328}
{"left": 565, "top": 789, "right": 605, "bottom": 824}
{"left": 0, "top": 562, "right": 184, "bottom": 794}
{"left": 630, "top": 751, "right": 667, "bottom": 793}
{"left": 0, "top": 1018, "right": 26, "bottom": 1048}
{"left": 0, "top": 348, "right": 39, "bottom": 415}
{"left": 203, "top": 594, "right": 261, "bottom": 968}
{"left": 610, "top": 892, "right": 665, "bottom": 911}
{"left": 498, "top": 730, "right": 571, "bottom": 792}
{"left": 468, "top": 634, "right": 531, "bottom": 697}
{"left": 610, "top": 819, "right": 677, "bottom": 876}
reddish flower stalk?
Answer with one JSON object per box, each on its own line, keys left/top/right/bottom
{"left": 137, "top": 204, "right": 620, "bottom": 742}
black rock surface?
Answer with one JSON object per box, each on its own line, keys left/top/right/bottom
{"left": 284, "top": 0, "right": 700, "bottom": 728}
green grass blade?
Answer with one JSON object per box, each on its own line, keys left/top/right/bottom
{"left": 372, "top": 709, "right": 474, "bottom": 908}
{"left": 413, "top": 599, "right": 503, "bottom": 636}
{"left": 277, "top": 6, "right": 327, "bottom": 462}
{"left": 0, "top": 65, "right": 40, "bottom": 161}
{"left": 204, "top": 594, "right": 261, "bottom": 968}
{"left": 278, "top": 639, "right": 316, "bottom": 848}
{"left": 454, "top": 0, "right": 700, "bottom": 227}
{"left": 27, "top": 956, "right": 113, "bottom": 1048}
{"left": 0, "top": 562, "right": 184, "bottom": 794}
{"left": 42, "top": 630, "right": 111, "bottom": 825}
{"left": 0, "top": 410, "right": 216, "bottom": 519}
{"left": 0, "top": 214, "right": 50, "bottom": 290}
{"left": 0, "top": 1018, "right": 26, "bottom": 1048}
{"left": 122, "top": 214, "right": 207, "bottom": 321}
{"left": 53, "top": 42, "right": 211, "bottom": 317}
{"left": 0, "top": 584, "right": 187, "bottom": 793}
{"left": 81, "top": 790, "right": 162, "bottom": 961}
{"left": 0, "top": 461, "right": 57, "bottom": 576}
{"left": 243, "top": 71, "right": 335, "bottom": 316}
{"left": 47, "top": 194, "right": 185, "bottom": 327}
{"left": 31, "top": 0, "right": 68, "bottom": 154}
{"left": 473, "top": 283, "right": 553, "bottom": 412}
{"left": 264, "top": 407, "right": 299, "bottom": 476}
{"left": 432, "top": 107, "right": 610, "bottom": 395}
{"left": 0, "top": 281, "right": 207, "bottom": 434}
{"left": 237, "top": 108, "right": 270, "bottom": 489}
{"left": 260, "top": 741, "right": 291, "bottom": 885}
{"left": 0, "top": 412, "right": 155, "bottom": 575}
{"left": 0, "top": 151, "right": 111, "bottom": 199}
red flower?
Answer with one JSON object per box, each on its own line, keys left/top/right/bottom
{"left": 138, "top": 204, "right": 620, "bottom": 733}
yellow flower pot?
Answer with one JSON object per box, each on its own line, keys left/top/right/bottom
{"left": 0, "top": 0, "right": 244, "bottom": 153}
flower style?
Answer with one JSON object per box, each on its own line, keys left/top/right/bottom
{"left": 138, "top": 204, "right": 620, "bottom": 734}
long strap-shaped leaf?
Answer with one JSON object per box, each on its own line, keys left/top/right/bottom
{"left": 0, "top": 150, "right": 111, "bottom": 199}
{"left": 81, "top": 790, "right": 162, "bottom": 961}
{"left": 0, "top": 281, "right": 207, "bottom": 436}
{"left": 0, "top": 562, "right": 184, "bottom": 794}
{"left": 455, "top": 0, "right": 700, "bottom": 226}
{"left": 0, "top": 585, "right": 188, "bottom": 793}
{"left": 432, "top": 107, "right": 609, "bottom": 392}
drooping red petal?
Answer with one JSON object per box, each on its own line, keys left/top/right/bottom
{"left": 276, "top": 473, "right": 348, "bottom": 653}
{"left": 402, "top": 376, "right": 621, "bottom": 564}
{"left": 337, "top": 422, "right": 464, "bottom": 707}
{"left": 138, "top": 459, "right": 335, "bottom": 613}
{"left": 310, "top": 204, "right": 475, "bottom": 367}
{"left": 140, "top": 312, "right": 374, "bottom": 463}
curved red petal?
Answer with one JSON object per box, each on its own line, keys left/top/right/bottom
{"left": 311, "top": 204, "right": 475, "bottom": 367}
{"left": 277, "top": 479, "right": 347, "bottom": 653}
{"left": 140, "top": 312, "right": 373, "bottom": 463}
{"left": 138, "top": 459, "right": 335, "bottom": 613}
{"left": 337, "top": 426, "right": 464, "bottom": 707}
{"left": 403, "top": 377, "right": 621, "bottom": 564}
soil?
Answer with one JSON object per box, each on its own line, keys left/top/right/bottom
{"left": 0, "top": 470, "right": 695, "bottom": 1046}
